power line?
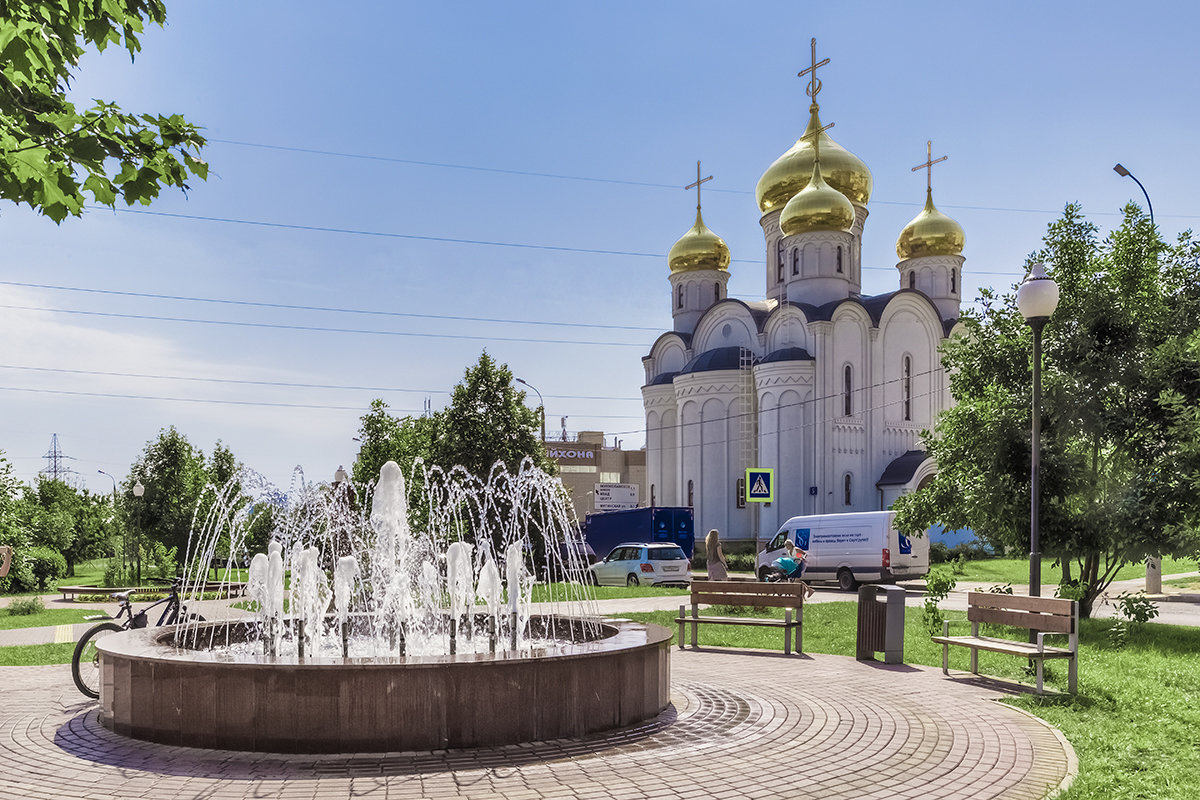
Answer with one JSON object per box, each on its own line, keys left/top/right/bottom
{"left": 0, "top": 280, "right": 663, "bottom": 333}
{"left": 0, "top": 304, "right": 649, "bottom": 348}
{"left": 87, "top": 205, "right": 1022, "bottom": 277}
{"left": 0, "top": 364, "right": 642, "bottom": 401}
{"left": 211, "top": 138, "right": 1200, "bottom": 220}
{"left": 0, "top": 385, "right": 645, "bottom": 417}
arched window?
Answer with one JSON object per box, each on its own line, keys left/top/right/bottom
{"left": 650, "top": 484, "right": 656, "bottom": 506}
{"left": 908, "top": 271, "right": 916, "bottom": 290}
{"left": 950, "top": 268, "right": 957, "bottom": 294}
{"left": 714, "top": 283, "right": 721, "bottom": 301}
{"left": 792, "top": 247, "right": 799, "bottom": 276}
{"left": 843, "top": 364, "right": 853, "bottom": 416}
{"left": 903, "top": 355, "right": 913, "bottom": 421}
{"left": 836, "top": 245, "right": 844, "bottom": 273}
{"left": 677, "top": 284, "right": 684, "bottom": 309}
{"left": 687, "top": 480, "right": 694, "bottom": 508}
{"left": 843, "top": 473, "right": 852, "bottom": 506}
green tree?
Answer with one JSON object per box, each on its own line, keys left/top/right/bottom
{"left": 126, "top": 426, "right": 207, "bottom": 578}
{"left": 895, "top": 204, "right": 1200, "bottom": 616}
{"left": 0, "top": 0, "right": 207, "bottom": 221}
{"left": 433, "top": 351, "right": 554, "bottom": 481}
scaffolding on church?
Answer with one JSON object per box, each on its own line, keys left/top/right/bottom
{"left": 739, "top": 348, "right": 759, "bottom": 541}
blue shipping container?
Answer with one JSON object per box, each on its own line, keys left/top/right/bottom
{"left": 584, "top": 507, "right": 695, "bottom": 560}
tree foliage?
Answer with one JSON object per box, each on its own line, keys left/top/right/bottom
{"left": 0, "top": 0, "right": 207, "bottom": 221}
{"left": 125, "top": 425, "right": 208, "bottom": 560}
{"left": 894, "top": 204, "right": 1200, "bottom": 616}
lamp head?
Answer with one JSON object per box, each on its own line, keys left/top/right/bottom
{"left": 132, "top": 480, "right": 145, "bottom": 498}
{"left": 1113, "top": 163, "right": 1130, "bottom": 177}
{"left": 334, "top": 466, "right": 349, "bottom": 484}
{"left": 1017, "top": 262, "right": 1060, "bottom": 322}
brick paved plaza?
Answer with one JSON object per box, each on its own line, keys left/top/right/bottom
{"left": 0, "top": 648, "right": 1074, "bottom": 800}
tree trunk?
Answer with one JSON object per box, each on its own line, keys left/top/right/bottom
{"left": 66, "top": 557, "right": 75, "bottom": 578}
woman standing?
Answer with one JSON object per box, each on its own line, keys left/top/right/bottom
{"left": 705, "top": 529, "right": 728, "bottom": 581}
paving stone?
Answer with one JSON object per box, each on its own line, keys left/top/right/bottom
{"left": 0, "top": 651, "right": 1074, "bottom": 799}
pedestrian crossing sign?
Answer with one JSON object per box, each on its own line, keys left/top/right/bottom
{"left": 745, "top": 468, "right": 774, "bottom": 503}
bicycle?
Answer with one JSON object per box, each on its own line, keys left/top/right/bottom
{"left": 71, "top": 579, "right": 205, "bottom": 698}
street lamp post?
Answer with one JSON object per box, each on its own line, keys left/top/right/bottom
{"left": 1113, "top": 164, "right": 1155, "bottom": 228}
{"left": 132, "top": 480, "right": 145, "bottom": 584}
{"left": 1113, "top": 163, "right": 1162, "bottom": 594}
{"left": 515, "top": 378, "right": 546, "bottom": 443}
{"left": 97, "top": 470, "right": 125, "bottom": 578}
{"left": 1017, "top": 262, "right": 1060, "bottom": 598}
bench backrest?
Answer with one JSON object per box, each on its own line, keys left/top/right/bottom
{"left": 967, "top": 592, "right": 1077, "bottom": 634}
{"left": 690, "top": 580, "right": 805, "bottom": 608}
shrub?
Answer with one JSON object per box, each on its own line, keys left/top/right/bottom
{"left": 25, "top": 547, "right": 67, "bottom": 591}
{"left": 922, "top": 569, "right": 957, "bottom": 635}
{"left": 142, "top": 541, "right": 179, "bottom": 582}
{"left": 6, "top": 596, "right": 44, "bottom": 616}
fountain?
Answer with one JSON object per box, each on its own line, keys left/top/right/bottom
{"left": 96, "top": 459, "right": 671, "bottom": 753}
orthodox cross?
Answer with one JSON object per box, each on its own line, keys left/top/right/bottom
{"left": 797, "top": 37, "right": 830, "bottom": 101}
{"left": 685, "top": 160, "right": 712, "bottom": 211}
{"left": 911, "top": 140, "right": 948, "bottom": 192}
{"left": 800, "top": 119, "right": 835, "bottom": 164}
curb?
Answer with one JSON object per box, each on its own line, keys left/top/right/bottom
{"left": 1001, "top": 701, "right": 1079, "bottom": 799}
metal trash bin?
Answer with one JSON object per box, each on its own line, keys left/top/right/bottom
{"left": 856, "top": 584, "right": 906, "bottom": 664}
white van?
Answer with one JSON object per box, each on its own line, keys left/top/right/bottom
{"left": 756, "top": 511, "right": 929, "bottom": 590}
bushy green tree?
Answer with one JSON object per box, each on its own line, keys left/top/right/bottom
{"left": 0, "top": 0, "right": 207, "bottom": 221}
{"left": 126, "top": 426, "right": 207, "bottom": 576}
{"left": 895, "top": 204, "right": 1200, "bottom": 616}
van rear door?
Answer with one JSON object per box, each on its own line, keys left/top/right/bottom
{"left": 887, "top": 520, "right": 930, "bottom": 579}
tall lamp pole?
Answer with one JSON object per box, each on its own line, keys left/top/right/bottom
{"left": 515, "top": 378, "right": 546, "bottom": 443}
{"left": 1113, "top": 164, "right": 1154, "bottom": 228}
{"left": 132, "top": 480, "right": 145, "bottom": 584}
{"left": 1017, "top": 262, "right": 1060, "bottom": 597}
{"left": 1113, "top": 162, "right": 1162, "bottom": 593}
{"left": 97, "top": 470, "right": 124, "bottom": 577}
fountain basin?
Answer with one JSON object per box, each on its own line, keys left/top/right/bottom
{"left": 97, "top": 617, "right": 671, "bottom": 753}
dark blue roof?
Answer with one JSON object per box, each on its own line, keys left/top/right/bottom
{"left": 646, "top": 371, "right": 678, "bottom": 386}
{"left": 679, "top": 346, "right": 755, "bottom": 375}
{"left": 760, "top": 347, "right": 815, "bottom": 364}
{"left": 877, "top": 450, "right": 930, "bottom": 487}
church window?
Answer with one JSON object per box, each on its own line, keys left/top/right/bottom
{"left": 951, "top": 268, "right": 957, "bottom": 294}
{"left": 650, "top": 484, "right": 656, "bottom": 506}
{"left": 908, "top": 271, "right": 916, "bottom": 290}
{"left": 677, "top": 284, "right": 684, "bottom": 309}
{"left": 792, "top": 247, "right": 799, "bottom": 276}
{"left": 843, "top": 364, "right": 853, "bottom": 416}
{"left": 687, "top": 480, "right": 694, "bottom": 508}
{"left": 903, "top": 356, "right": 912, "bottom": 421}
{"left": 843, "top": 473, "right": 852, "bottom": 506}
{"left": 836, "top": 245, "right": 844, "bottom": 273}
{"left": 715, "top": 283, "right": 721, "bottom": 301}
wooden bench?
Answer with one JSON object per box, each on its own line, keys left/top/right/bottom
{"left": 58, "top": 582, "right": 249, "bottom": 601}
{"left": 931, "top": 592, "right": 1078, "bottom": 694}
{"left": 675, "top": 580, "right": 805, "bottom": 654}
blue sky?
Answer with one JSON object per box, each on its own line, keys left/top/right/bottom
{"left": 1, "top": 1, "right": 1197, "bottom": 492}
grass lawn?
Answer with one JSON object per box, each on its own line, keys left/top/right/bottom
{"left": 532, "top": 583, "right": 688, "bottom": 602}
{"left": 1163, "top": 576, "right": 1200, "bottom": 591}
{"left": 948, "top": 554, "right": 1197, "bottom": 587}
{"left": 0, "top": 642, "right": 76, "bottom": 666}
{"left": 627, "top": 602, "right": 1200, "bottom": 800}
{"left": 0, "top": 607, "right": 105, "bottom": 631}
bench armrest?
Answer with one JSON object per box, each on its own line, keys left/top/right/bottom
{"left": 938, "top": 618, "right": 971, "bottom": 636}
{"left": 1036, "top": 631, "right": 1071, "bottom": 651}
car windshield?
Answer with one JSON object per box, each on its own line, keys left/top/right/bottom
{"left": 647, "top": 546, "right": 686, "bottom": 561}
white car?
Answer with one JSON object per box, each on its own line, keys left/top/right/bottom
{"left": 587, "top": 542, "right": 692, "bottom": 587}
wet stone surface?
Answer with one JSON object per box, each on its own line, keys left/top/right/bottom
{"left": 0, "top": 650, "right": 1073, "bottom": 800}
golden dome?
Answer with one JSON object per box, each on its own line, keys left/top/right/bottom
{"left": 896, "top": 190, "right": 965, "bottom": 259}
{"left": 779, "top": 160, "right": 855, "bottom": 235}
{"left": 668, "top": 208, "right": 731, "bottom": 273}
{"left": 755, "top": 103, "right": 873, "bottom": 212}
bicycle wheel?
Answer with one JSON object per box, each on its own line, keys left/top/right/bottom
{"left": 71, "top": 622, "right": 125, "bottom": 699}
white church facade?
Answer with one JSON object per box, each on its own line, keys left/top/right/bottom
{"left": 641, "top": 52, "right": 965, "bottom": 542}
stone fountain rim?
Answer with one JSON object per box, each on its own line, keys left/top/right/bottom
{"left": 95, "top": 616, "right": 671, "bottom": 669}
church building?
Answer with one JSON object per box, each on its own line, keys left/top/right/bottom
{"left": 641, "top": 44, "right": 965, "bottom": 542}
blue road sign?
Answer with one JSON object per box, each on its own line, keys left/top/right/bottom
{"left": 745, "top": 468, "right": 774, "bottom": 503}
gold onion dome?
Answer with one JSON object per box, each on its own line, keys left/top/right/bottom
{"left": 895, "top": 189, "right": 965, "bottom": 259}
{"left": 755, "top": 103, "right": 873, "bottom": 212}
{"left": 668, "top": 209, "right": 731, "bottom": 273}
{"left": 779, "top": 160, "right": 855, "bottom": 235}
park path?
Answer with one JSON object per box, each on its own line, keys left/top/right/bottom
{"left": 0, "top": 647, "right": 1074, "bottom": 800}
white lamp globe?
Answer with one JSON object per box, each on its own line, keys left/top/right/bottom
{"left": 1017, "top": 262, "right": 1060, "bottom": 321}
{"left": 132, "top": 480, "right": 145, "bottom": 498}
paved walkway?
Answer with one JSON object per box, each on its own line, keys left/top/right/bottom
{"left": 0, "top": 648, "right": 1073, "bottom": 800}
